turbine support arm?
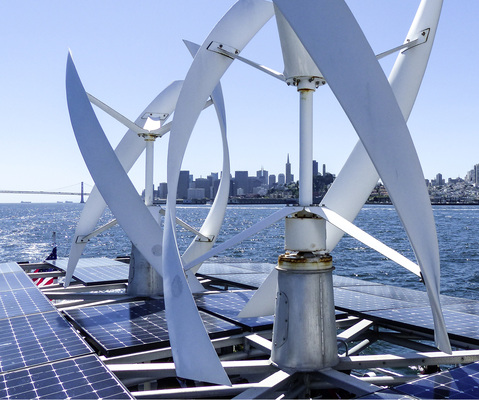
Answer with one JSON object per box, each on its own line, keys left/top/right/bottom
{"left": 207, "top": 41, "right": 285, "bottom": 82}
{"left": 75, "top": 219, "right": 118, "bottom": 244}
{"left": 376, "top": 29, "right": 430, "bottom": 60}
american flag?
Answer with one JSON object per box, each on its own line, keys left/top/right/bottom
{"left": 33, "top": 232, "right": 58, "bottom": 287}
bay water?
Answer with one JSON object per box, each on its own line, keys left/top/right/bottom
{"left": 1, "top": 203, "right": 478, "bottom": 301}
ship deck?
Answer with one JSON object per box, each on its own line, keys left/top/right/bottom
{"left": 1, "top": 258, "right": 479, "bottom": 399}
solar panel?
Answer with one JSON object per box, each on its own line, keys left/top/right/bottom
{"left": 65, "top": 299, "right": 242, "bottom": 356}
{"left": 50, "top": 258, "right": 129, "bottom": 285}
{"left": 0, "top": 287, "right": 55, "bottom": 320}
{"left": 0, "top": 271, "right": 36, "bottom": 292}
{"left": 392, "top": 361, "right": 479, "bottom": 399}
{"left": 195, "top": 291, "right": 274, "bottom": 331}
{"left": 0, "top": 263, "right": 23, "bottom": 274}
{"left": 368, "top": 307, "right": 479, "bottom": 344}
{"left": 333, "top": 275, "right": 382, "bottom": 287}
{"left": 334, "top": 287, "right": 417, "bottom": 313}
{"left": 198, "top": 262, "right": 275, "bottom": 275}
{"left": 0, "top": 311, "right": 92, "bottom": 373}
{"left": 201, "top": 273, "right": 270, "bottom": 289}
{"left": 0, "top": 355, "right": 133, "bottom": 399}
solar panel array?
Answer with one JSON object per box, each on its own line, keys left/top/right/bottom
{"left": 65, "top": 299, "right": 243, "bottom": 356}
{"left": 362, "top": 362, "right": 479, "bottom": 399}
{"left": 49, "top": 257, "right": 130, "bottom": 285}
{"left": 327, "top": 276, "right": 479, "bottom": 345}
{"left": 0, "top": 262, "right": 133, "bottom": 399}
{"left": 0, "top": 355, "right": 133, "bottom": 399}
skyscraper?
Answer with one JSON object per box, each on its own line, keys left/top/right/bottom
{"left": 286, "top": 154, "right": 292, "bottom": 183}
{"left": 177, "top": 170, "right": 190, "bottom": 199}
{"left": 234, "top": 171, "right": 248, "bottom": 195}
{"left": 313, "top": 160, "right": 318, "bottom": 177}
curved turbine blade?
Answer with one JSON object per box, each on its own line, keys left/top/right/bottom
{"left": 67, "top": 55, "right": 231, "bottom": 384}
{"left": 64, "top": 81, "right": 183, "bottom": 286}
{"left": 66, "top": 53, "right": 165, "bottom": 277}
{"left": 322, "top": 0, "right": 443, "bottom": 251}
{"left": 273, "top": 0, "right": 450, "bottom": 353}
{"left": 161, "top": 0, "right": 274, "bottom": 384}
{"left": 181, "top": 41, "right": 231, "bottom": 280}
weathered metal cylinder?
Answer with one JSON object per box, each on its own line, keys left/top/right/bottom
{"left": 271, "top": 252, "right": 338, "bottom": 371}
{"left": 127, "top": 245, "right": 163, "bottom": 296}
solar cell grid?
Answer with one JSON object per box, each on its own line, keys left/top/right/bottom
{"left": 50, "top": 258, "right": 129, "bottom": 284}
{"left": 0, "top": 287, "right": 55, "bottom": 320}
{"left": 203, "top": 273, "right": 269, "bottom": 289}
{"left": 65, "top": 299, "right": 242, "bottom": 356}
{"left": 0, "top": 271, "right": 36, "bottom": 292}
{"left": 333, "top": 275, "right": 381, "bottom": 287}
{"left": 334, "top": 287, "right": 417, "bottom": 313}
{"left": 0, "top": 311, "right": 92, "bottom": 373}
{"left": 0, "top": 355, "right": 133, "bottom": 399}
{"left": 0, "top": 263, "right": 23, "bottom": 274}
{"left": 393, "top": 361, "right": 479, "bottom": 399}
{"left": 195, "top": 291, "right": 274, "bottom": 331}
{"left": 368, "top": 307, "right": 479, "bottom": 344}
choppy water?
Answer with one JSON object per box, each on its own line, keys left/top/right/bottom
{"left": 1, "top": 203, "right": 478, "bottom": 301}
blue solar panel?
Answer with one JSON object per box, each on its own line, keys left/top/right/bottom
{"left": 201, "top": 273, "right": 270, "bottom": 289}
{"left": 392, "top": 361, "right": 479, "bottom": 399}
{"left": 333, "top": 275, "right": 382, "bottom": 287}
{"left": 198, "top": 262, "right": 275, "bottom": 275}
{"left": 0, "top": 271, "right": 36, "bottom": 292}
{"left": 334, "top": 287, "right": 417, "bottom": 313}
{"left": 65, "top": 299, "right": 242, "bottom": 356}
{"left": 0, "top": 287, "right": 55, "bottom": 320}
{"left": 0, "top": 355, "right": 133, "bottom": 399}
{"left": 0, "top": 263, "right": 23, "bottom": 274}
{"left": 195, "top": 291, "right": 274, "bottom": 331}
{"left": 50, "top": 258, "right": 129, "bottom": 285}
{"left": 369, "top": 307, "right": 479, "bottom": 344}
{"left": 0, "top": 311, "right": 92, "bottom": 373}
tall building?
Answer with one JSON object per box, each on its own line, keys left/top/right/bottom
{"left": 256, "top": 168, "right": 268, "bottom": 186}
{"left": 313, "top": 160, "right": 318, "bottom": 177}
{"left": 158, "top": 182, "right": 168, "bottom": 199}
{"left": 286, "top": 154, "right": 292, "bottom": 183}
{"left": 234, "top": 171, "right": 248, "bottom": 196}
{"left": 475, "top": 164, "right": 479, "bottom": 187}
{"left": 269, "top": 174, "right": 276, "bottom": 187}
{"left": 278, "top": 173, "right": 285, "bottom": 185}
{"left": 177, "top": 170, "right": 190, "bottom": 199}
{"left": 322, "top": 164, "right": 326, "bottom": 176}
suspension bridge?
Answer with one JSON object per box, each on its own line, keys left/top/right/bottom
{"left": 0, "top": 182, "right": 90, "bottom": 203}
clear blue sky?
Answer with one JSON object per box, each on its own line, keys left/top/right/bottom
{"left": 0, "top": 1, "right": 478, "bottom": 203}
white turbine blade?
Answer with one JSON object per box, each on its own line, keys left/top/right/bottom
{"left": 65, "top": 80, "right": 183, "bottom": 286}
{"left": 309, "top": 206, "right": 421, "bottom": 277}
{"left": 273, "top": 0, "right": 450, "bottom": 353}
{"left": 161, "top": 1, "right": 273, "bottom": 384}
{"left": 181, "top": 40, "right": 231, "bottom": 276}
{"left": 183, "top": 206, "right": 302, "bottom": 272}
{"left": 237, "top": 268, "right": 278, "bottom": 318}
{"left": 66, "top": 53, "right": 165, "bottom": 277}
{"left": 87, "top": 93, "right": 149, "bottom": 134}
{"left": 322, "top": 0, "right": 443, "bottom": 252}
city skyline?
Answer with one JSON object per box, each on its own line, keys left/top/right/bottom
{"left": 0, "top": 2, "right": 478, "bottom": 203}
